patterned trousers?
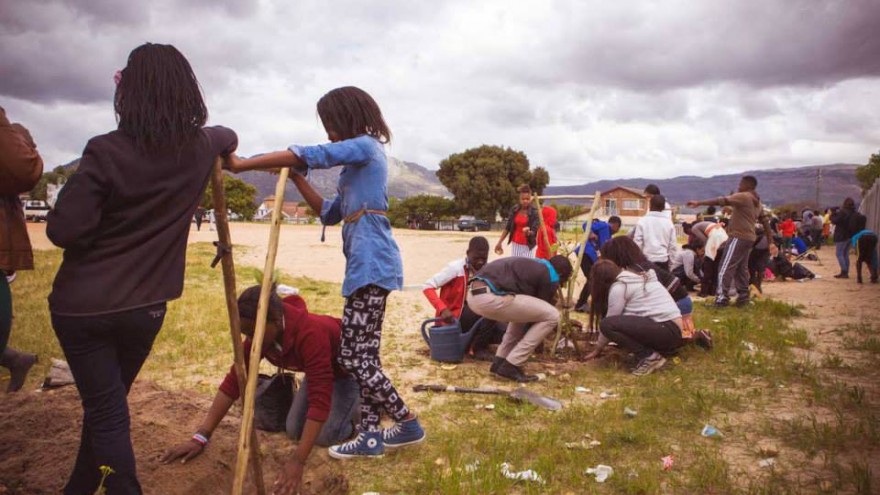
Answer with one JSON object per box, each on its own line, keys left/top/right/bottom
{"left": 338, "top": 285, "right": 409, "bottom": 431}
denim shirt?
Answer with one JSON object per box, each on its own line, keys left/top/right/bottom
{"left": 289, "top": 135, "right": 404, "bottom": 297}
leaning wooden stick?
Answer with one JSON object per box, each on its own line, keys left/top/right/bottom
{"left": 210, "top": 158, "right": 267, "bottom": 495}
{"left": 559, "top": 191, "right": 601, "bottom": 349}
{"left": 532, "top": 194, "right": 566, "bottom": 355}
{"left": 232, "top": 167, "right": 290, "bottom": 495}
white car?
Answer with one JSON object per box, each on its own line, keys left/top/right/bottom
{"left": 22, "top": 200, "right": 50, "bottom": 222}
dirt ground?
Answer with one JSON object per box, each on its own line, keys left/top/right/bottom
{"left": 0, "top": 382, "right": 348, "bottom": 495}
{"left": 15, "top": 222, "right": 880, "bottom": 493}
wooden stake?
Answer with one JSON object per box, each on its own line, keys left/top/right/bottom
{"left": 211, "top": 158, "right": 267, "bottom": 495}
{"left": 557, "top": 191, "right": 601, "bottom": 353}
{"left": 532, "top": 195, "right": 567, "bottom": 356}
{"left": 231, "top": 167, "right": 290, "bottom": 495}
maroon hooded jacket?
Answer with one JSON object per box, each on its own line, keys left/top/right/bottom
{"left": 219, "top": 295, "right": 347, "bottom": 422}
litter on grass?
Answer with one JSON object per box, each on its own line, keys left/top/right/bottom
{"left": 599, "top": 391, "right": 617, "bottom": 399}
{"left": 575, "top": 386, "right": 591, "bottom": 393}
{"left": 662, "top": 455, "right": 675, "bottom": 471}
{"left": 742, "top": 341, "right": 759, "bottom": 352}
{"left": 624, "top": 407, "right": 638, "bottom": 418}
{"left": 701, "top": 424, "right": 723, "bottom": 437}
{"left": 758, "top": 458, "right": 776, "bottom": 468}
{"left": 464, "top": 461, "right": 480, "bottom": 474}
{"left": 584, "top": 465, "right": 613, "bottom": 483}
{"left": 565, "top": 439, "right": 601, "bottom": 450}
{"left": 500, "top": 463, "right": 545, "bottom": 484}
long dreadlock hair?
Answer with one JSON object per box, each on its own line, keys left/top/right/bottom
{"left": 114, "top": 43, "right": 207, "bottom": 155}
{"left": 316, "top": 86, "right": 391, "bottom": 144}
{"left": 588, "top": 259, "right": 622, "bottom": 331}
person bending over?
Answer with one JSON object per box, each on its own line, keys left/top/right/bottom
{"left": 422, "top": 236, "right": 506, "bottom": 360}
{"left": 574, "top": 216, "right": 621, "bottom": 312}
{"left": 467, "top": 255, "right": 573, "bottom": 382}
{"left": 162, "top": 286, "right": 359, "bottom": 490}
{"left": 670, "top": 241, "right": 704, "bottom": 292}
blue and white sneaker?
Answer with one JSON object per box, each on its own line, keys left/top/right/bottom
{"left": 383, "top": 417, "right": 426, "bottom": 448}
{"left": 328, "top": 431, "right": 384, "bottom": 459}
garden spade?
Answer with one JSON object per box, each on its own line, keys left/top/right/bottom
{"left": 413, "top": 384, "right": 563, "bottom": 411}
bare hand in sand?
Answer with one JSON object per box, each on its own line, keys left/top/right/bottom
{"left": 160, "top": 440, "right": 204, "bottom": 464}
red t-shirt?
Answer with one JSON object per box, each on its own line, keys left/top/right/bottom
{"left": 536, "top": 206, "right": 558, "bottom": 259}
{"left": 512, "top": 211, "right": 529, "bottom": 245}
{"left": 780, "top": 219, "right": 796, "bottom": 237}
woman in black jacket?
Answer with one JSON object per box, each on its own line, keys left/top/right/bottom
{"left": 830, "top": 197, "right": 856, "bottom": 278}
{"left": 47, "top": 43, "right": 237, "bottom": 495}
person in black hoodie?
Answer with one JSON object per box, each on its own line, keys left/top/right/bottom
{"left": 830, "top": 197, "right": 857, "bottom": 278}
{"left": 46, "top": 43, "right": 237, "bottom": 495}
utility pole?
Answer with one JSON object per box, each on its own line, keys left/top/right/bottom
{"left": 815, "top": 167, "right": 822, "bottom": 208}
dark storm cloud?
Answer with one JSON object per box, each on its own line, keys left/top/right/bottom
{"left": 503, "top": 0, "right": 880, "bottom": 91}
{"left": 0, "top": 0, "right": 260, "bottom": 104}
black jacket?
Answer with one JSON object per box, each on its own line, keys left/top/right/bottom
{"left": 504, "top": 204, "right": 540, "bottom": 249}
{"left": 830, "top": 207, "right": 855, "bottom": 242}
{"left": 473, "top": 257, "right": 559, "bottom": 303}
{"left": 47, "top": 126, "right": 237, "bottom": 316}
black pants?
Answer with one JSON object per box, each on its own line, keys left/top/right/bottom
{"left": 52, "top": 303, "right": 166, "bottom": 495}
{"left": 459, "top": 304, "right": 505, "bottom": 352}
{"left": 856, "top": 233, "right": 879, "bottom": 283}
{"left": 338, "top": 285, "right": 409, "bottom": 432}
{"left": 0, "top": 270, "right": 11, "bottom": 354}
{"left": 575, "top": 256, "right": 596, "bottom": 308}
{"left": 748, "top": 247, "right": 769, "bottom": 292}
{"left": 599, "top": 315, "right": 682, "bottom": 360}
{"left": 699, "top": 254, "right": 720, "bottom": 297}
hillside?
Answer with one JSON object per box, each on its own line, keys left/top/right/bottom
{"left": 545, "top": 164, "right": 861, "bottom": 208}
{"left": 234, "top": 156, "right": 449, "bottom": 202}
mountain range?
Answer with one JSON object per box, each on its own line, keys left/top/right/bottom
{"left": 544, "top": 163, "right": 862, "bottom": 208}
{"left": 58, "top": 156, "right": 861, "bottom": 209}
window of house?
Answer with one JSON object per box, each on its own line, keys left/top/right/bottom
{"left": 622, "top": 199, "right": 643, "bottom": 210}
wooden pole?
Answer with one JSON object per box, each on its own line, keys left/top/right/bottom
{"left": 210, "top": 159, "right": 266, "bottom": 495}
{"left": 532, "top": 195, "right": 567, "bottom": 356}
{"left": 231, "top": 167, "right": 290, "bottom": 495}
{"left": 557, "top": 191, "right": 601, "bottom": 353}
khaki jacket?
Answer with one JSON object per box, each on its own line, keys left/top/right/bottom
{"left": 0, "top": 110, "right": 43, "bottom": 272}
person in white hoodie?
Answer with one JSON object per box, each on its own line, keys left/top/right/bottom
{"left": 633, "top": 194, "right": 678, "bottom": 271}
{"left": 582, "top": 248, "right": 685, "bottom": 376}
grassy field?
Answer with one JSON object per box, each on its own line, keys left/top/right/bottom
{"left": 6, "top": 244, "right": 877, "bottom": 494}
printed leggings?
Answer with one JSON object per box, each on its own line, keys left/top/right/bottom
{"left": 338, "top": 285, "right": 409, "bottom": 432}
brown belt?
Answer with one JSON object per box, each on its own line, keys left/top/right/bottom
{"left": 344, "top": 208, "right": 387, "bottom": 224}
{"left": 469, "top": 280, "right": 489, "bottom": 295}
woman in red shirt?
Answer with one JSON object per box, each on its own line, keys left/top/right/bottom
{"left": 495, "top": 184, "right": 539, "bottom": 258}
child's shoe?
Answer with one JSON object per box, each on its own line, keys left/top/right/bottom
{"left": 383, "top": 416, "right": 426, "bottom": 448}
{"left": 328, "top": 430, "right": 384, "bottom": 459}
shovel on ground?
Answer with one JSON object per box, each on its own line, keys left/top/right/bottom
{"left": 413, "top": 384, "right": 563, "bottom": 411}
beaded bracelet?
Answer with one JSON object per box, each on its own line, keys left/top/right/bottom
{"left": 192, "top": 433, "right": 209, "bottom": 447}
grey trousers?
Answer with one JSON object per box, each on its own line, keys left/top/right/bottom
{"left": 466, "top": 291, "right": 558, "bottom": 366}
{"left": 715, "top": 237, "right": 752, "bottom": 302}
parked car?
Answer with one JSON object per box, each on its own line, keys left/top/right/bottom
{"left": 22, "top": 200, "right": 50, "bottom": 222}
{"left": 457, "top": 215, "right": 490, "bottom": 232}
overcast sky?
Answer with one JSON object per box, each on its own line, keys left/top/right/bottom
{"left": 2, "top": 0, "right": 879, "bottom": 185}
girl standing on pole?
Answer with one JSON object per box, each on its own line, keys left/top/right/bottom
{"left": 227, "top": 86, "right": 424, "bottom": 463}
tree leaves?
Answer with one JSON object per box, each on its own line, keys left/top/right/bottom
{"left": 436, "top": 145, "right": 549, "bottom": 220}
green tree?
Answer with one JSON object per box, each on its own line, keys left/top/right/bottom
{"left": 856, "top": 151, "right": 880, "bottom": 192}
{"left": 31, "top": 165, "right": 76, "bottom": 200}
{"left": 201, "top": 175, "right": 258, "bottom": 220}
{"left": 529, "top": 166, "right": 550, "bottom": 195}
{"left": 436, "top": 145, "right": 549, "bottom": 220}
{"left": 387, "top": 194, "right": 458, "bottom": 229}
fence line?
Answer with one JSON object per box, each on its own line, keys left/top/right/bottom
{"left": 859, "top": 178, "right": 880, "bottom": 235}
